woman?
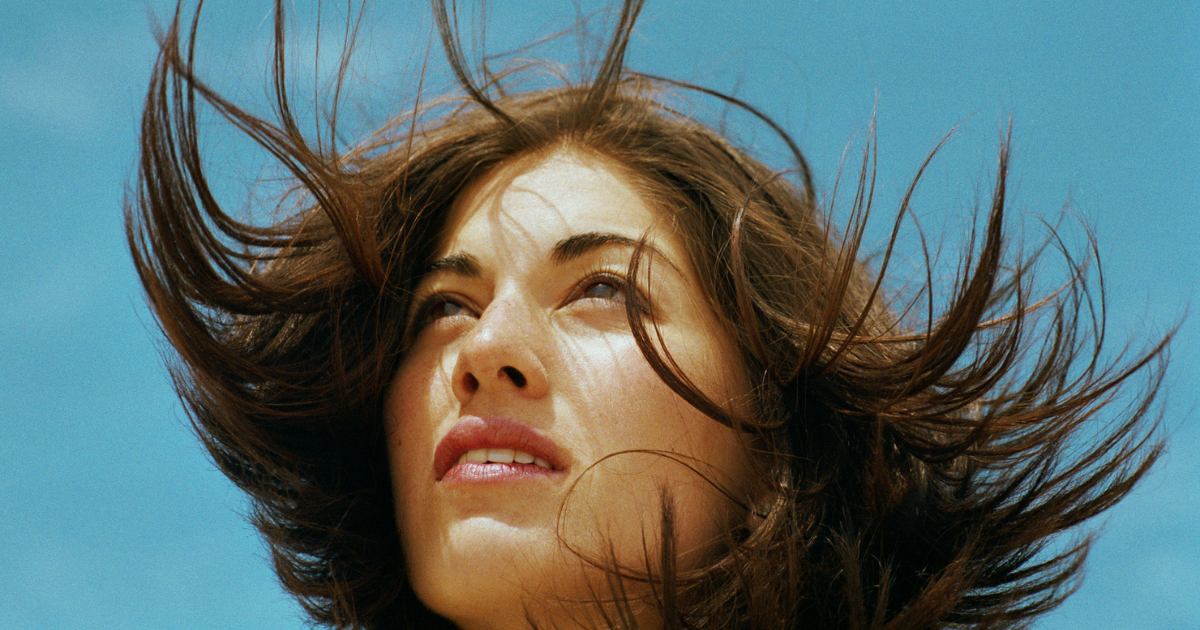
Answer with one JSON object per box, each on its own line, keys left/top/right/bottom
{"left": 128, "top": 1, "right": 1171, "bottom": 628}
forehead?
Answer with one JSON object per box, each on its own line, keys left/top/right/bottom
{"left": 439, "top": 150, "right": 667, "bottom": 255}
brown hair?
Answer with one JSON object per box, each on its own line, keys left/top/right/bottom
{"left": 127, "top": 1, "right": 1172, "bottom": 628}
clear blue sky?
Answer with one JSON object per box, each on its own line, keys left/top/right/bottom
{"left": 1, "top": 1, "right": 1196, "bottom": 628}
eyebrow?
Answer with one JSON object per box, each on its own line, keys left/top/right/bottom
{"left": 550, "top": 231, "right": 647, "bottom": 264}
{"left": 425, "top": 252, "right": 482, "bottom": 277}
{"left": 422, "top": 231, "right": 669, "bottom": 278}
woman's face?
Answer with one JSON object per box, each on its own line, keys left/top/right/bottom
{"left": 385, "top": 149, "right": 753, "bottom": 629}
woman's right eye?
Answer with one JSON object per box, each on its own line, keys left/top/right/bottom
{"left": 412, "top": 295, "right": 472, "bottom": 330}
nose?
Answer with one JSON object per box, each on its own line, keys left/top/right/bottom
{"left": 451, "top": 297, "right": 550, "bottom": 404}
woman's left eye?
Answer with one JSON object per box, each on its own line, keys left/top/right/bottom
{"left": 567, "top": 273, "right": 652, "bottom": 320}
{"left": 575, "top": 275, "right": 627, "bottom": 303}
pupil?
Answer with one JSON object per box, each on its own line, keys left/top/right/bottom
{"left": 431, "top": 300, "right": 461, "bottom": 319}
{"left": 585, "top": 281, "right": 618, "bottom": 299}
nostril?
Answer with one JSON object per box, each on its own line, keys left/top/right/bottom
{"left": 463, "top": 373, "right": 480, "bottom": 393}
{"left": 501, "top": 366, "right": 527, "bottom": 388}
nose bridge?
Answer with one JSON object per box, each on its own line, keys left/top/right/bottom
{"left": 452, "top": 289, "right": 549, "bottom": 402}
{"left": 470, "top": 295, "right": 538, "bottom": 358}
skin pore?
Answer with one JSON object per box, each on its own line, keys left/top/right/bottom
{"left": 384, "top": 148, "right": 756, "bottom": 629}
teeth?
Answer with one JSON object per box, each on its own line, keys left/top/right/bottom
{"left": 455, "top": 448, "right": 552, "bottom": 469}
{"left": 487, "top": 448, "right": 514, "bottom": 464}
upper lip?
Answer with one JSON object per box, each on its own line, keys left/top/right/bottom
{"left": 433, "top": 416, "right": 568, "bottom": 480}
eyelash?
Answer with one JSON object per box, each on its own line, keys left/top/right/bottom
{"left": 568, "top": 269, "right": 631, "bottom": 305}
{"left": 577, "top": 268, "right": 653, "bottom": 315}
{"left": 408, "top": 293, "right": 474, "bottom": 333}
{"left": 406, "top": 269, "right": 642, "bottom": 334}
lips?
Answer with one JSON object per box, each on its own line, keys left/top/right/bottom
{"left": 434, "top": 416, "right": 568, "bottom": 482}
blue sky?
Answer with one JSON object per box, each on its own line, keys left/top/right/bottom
{"left": 1, "top": 1, "right": 1196, "bottom": 628}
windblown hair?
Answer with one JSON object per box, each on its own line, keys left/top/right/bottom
{"left": 128, "top": 1, "right": 1171, "bottom": 628}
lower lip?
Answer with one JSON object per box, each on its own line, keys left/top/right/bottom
{"left": 440, "top": 462, "right": 564, "bottom": 485}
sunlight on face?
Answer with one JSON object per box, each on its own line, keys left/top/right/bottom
{"left": 384, "top": 149, "right": 753, "bottom": 630}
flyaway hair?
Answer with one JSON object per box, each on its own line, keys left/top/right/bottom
{"left": 128, "top": 1, "right": 1173, "bottom": 628}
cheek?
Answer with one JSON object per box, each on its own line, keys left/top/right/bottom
{"left": 388, "top": 348, "right": 456, "bottom": 445}
{"left": 564, "top": 340, "right": 680, "bottom": 436}
{"left": 384, "top": 354, "right": 454, "bottom": 523}
{"left": 568, "top": 325, "right": 748, "bottom": 457}
{"left": 561, "top": 339, "right": 751, "bottom": 560}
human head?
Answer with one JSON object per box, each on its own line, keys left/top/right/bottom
{"left": 353, "top": 76, "right": 864, "bottom": 625}
{"left": 129, "top": 0, "right": 1168, "bottom": 628}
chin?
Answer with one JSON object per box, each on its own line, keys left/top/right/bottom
{"left": 406, "top": 516, "right": 569, "bottom": 625}
{"left": 408, "top": 514, "right": 677, "bottom": 630}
